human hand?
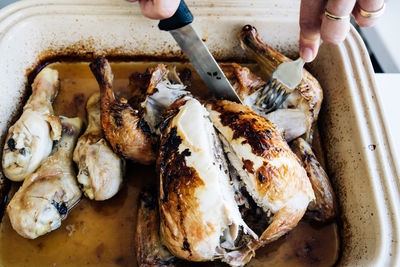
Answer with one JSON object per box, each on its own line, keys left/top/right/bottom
{"left": 299, "top": 0, "right": 386, "bottom": 62}
{"left": 126, "top": 0, "right": 180, "bottom": 19}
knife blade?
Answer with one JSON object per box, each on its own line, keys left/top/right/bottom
{"left": 158, "top": 1, "right": 242, "bottom": 103}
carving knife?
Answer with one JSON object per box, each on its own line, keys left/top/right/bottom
{"left": 158, "top": 0, "right": 242, "bottom": 103}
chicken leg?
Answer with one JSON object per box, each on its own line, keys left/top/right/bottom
{"left": 2, "top": 68, "right": 62, "bottom": 181}
{"left": 89, "top": 56, "right": 157, "bottom": 165}
{"left": 7, "top": 117, "right": 82, "bottom": 239}
{"left": 73, "top": 92, "right": 125, "bottom": 201}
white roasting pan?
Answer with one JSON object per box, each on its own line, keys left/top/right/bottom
{"left": 0, "top": 0, "right": 399, "bottom": 266}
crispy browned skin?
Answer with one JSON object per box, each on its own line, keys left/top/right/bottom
{"left": 206, "top": 100, "right": 314, "bottom": 253}
{"left": 0, "top": 172, "right": 10, "bottom": 222}
{"left": 290, "top": 138, "right": 338, "bottom": 222}
{"left": 221, "top": 63, "right": 266, "bottom": 101}
{"left": 128, "top": 64, "right": 168, "bottom": 109}
{"left": 238, "top": 25, "right": 323, "bottom": 122}
{"left": 89, "top": 56, "right": 156, "bottom": 165}
{"left": 158, "top": 100, "right": 205, "bottom": 261}
{"left": 136, "top": 188, "right": 175, "bottom": 267}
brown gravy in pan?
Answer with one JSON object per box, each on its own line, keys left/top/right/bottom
{"left": 0, "top": 62, "right": 339, "bottom": 267}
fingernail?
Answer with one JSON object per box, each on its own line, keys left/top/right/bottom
{"left": 300, "top": 47, "right": 313, "bottom": 63}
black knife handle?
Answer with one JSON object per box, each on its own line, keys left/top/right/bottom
{"left": 158, "top": 0, "right": 193, "bottom": 31}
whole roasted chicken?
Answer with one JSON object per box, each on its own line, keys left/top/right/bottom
{"left": 73, "top": 92, "right": 125, "bottom": 201}
{"left": 2, "top": 68, "right": 62, "bottom": 181}
{"left": 7, "top": 117, "right": 82, "bottom": 239}
{"left": 88, "top": 49, "right": 336, "bottom": 265}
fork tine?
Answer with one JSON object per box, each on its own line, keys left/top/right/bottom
{"left": 274, "top": 90, "right": 289, "bottom": 109}
{"left": 264, "top": 83, "right": 282, "bottom": 109}
{"left": 258, "top": 79, "right": 279, "bottom": 107}
{"left": 255, "top": 79, "right": 274, "bottom": 105}
{"left": 264, "top": 88, "right": 284, "bottom": 110}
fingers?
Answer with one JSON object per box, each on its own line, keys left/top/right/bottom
{"left": 353, "top": 0, "right": 385, "bottom": 27}
{"left": 321, "top": 0, "right": 356, "bottom": 44}
{"left": 138, "top": 0, "right": 180, "bottom": 19}
{"left": 299, "top": 0, "right": 325, "bottom": 62}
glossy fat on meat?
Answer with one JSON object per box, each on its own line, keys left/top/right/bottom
{"left": 159, "top": 98, "right": 252, "bottom": 262}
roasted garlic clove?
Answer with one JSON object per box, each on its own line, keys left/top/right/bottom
{"left": 159, "top": 98, "right": 256, "bottom": 265}
{"left": 290, "top": 137, "right": 338, "bottom": 222}
{"left": 7, "top": 117, "right": 82, "bottom": 239}
{"left": 73, "top": 92, "right": 125, "bottom": 201}
{"left": 206, "top": 100, "right": 315, "bottom": 255}
{"left": 2, "top": 68, "right": 61, "bottom": 181}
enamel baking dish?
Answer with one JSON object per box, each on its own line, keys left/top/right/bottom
{"left": 0, "top": 0, "right": 399, "bottom": 266}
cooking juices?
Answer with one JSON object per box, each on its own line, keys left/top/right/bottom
{"left": 0, "top": 62, "right": 339, "bottom": 267}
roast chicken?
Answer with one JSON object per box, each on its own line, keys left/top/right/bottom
{"left": 237, "top": 24, "right": 323, "bottom": 142}
{"left": 290, "top": 138, "right": 338, "bottom": 222}
{"left": 90, "top": 57, "right": 157, "bottom": 165}
{"left": 158, "top": 98, "right": 257, "bottom": 265}
{"left": 73, "top": 92, "right": 125, "bottom": 201}
{"left": 7, "top": 117, "right": 82, "bottom": 239}
{"left": 2, "top": 68, "right": 62, "bottom": 181}
{"left": 221, "top": 63, "right": 311, "bottom": 142}
{"left": 89, "top": 57, "right": 188, "bottom": 164}
{"left": 206, "top": 100, "right": 315, "bottom": 255}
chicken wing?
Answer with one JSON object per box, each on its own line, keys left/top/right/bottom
{"left": 159, "top": 98, "right": 256, "bottom": 265}
{"left": 73, "top": 92, "right": 125, "bottom": 201}
{"left": 238, "top": 25, "right": 323, "bottom": 140}
{"left": 290, "top": 138, "right": 338, "bottom": 222}
{"left": 7, "top": 117, "right": 82, "bottom": 239}
{"left": 2, "top": 68, "right": 62, "bottom": 181}
{"left": 206, "top": 100, "right": 315, "bottom": 254}
{"left": 90, "top": 56, "right": 157, "bottom": 165}
{"left": 136, "top": 188, "right": 176, "bottom": 266}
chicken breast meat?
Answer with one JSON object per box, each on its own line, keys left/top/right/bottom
{"left": 158, "top": 98, "right": 256, "bottom": 266}
{"left": 7, "top": 117, "right": 82, "bottom": 239}
{"left": 206, "top": 100, "right": 315, "bottom": 254}
{"left": 2, "top": 68, "right": 62, "bottom": 181}
{"left": 73, "top": 92, "right": 125, "bottom": 201}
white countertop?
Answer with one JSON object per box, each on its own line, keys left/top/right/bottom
{"left": 360, "top": 1, "right": 400, "bottom": 73}
{"left": 375, "top": 73, "right": 400, "bottom": 160}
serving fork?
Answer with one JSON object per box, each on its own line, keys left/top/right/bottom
{"left": 256, "top": 57, "right": 305, "bottom": 111}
